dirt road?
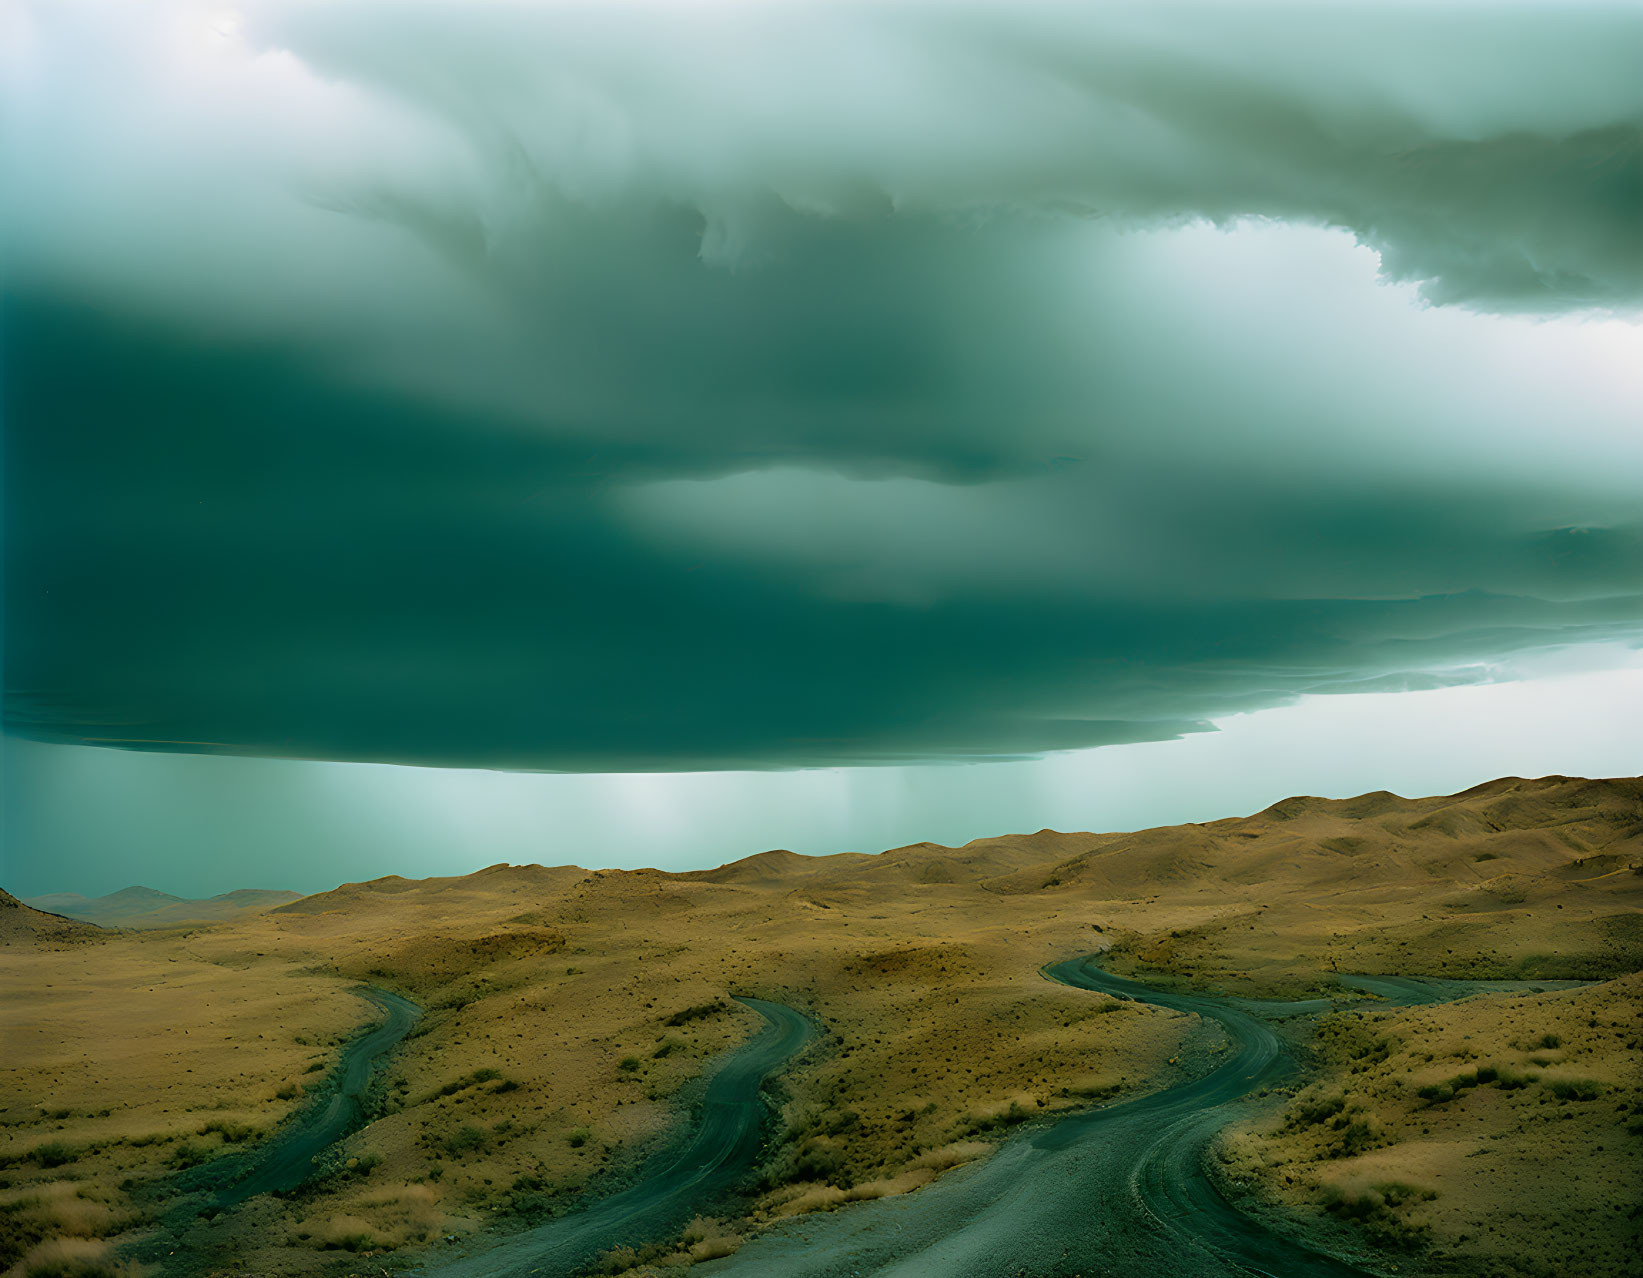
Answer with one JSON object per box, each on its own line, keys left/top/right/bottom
{"left": 419, "top": 995, "right": 814, "bottom": 1277}
{"left": 215, "top": 985, "right": 422, "bottom": 1205}
{"left": 700, "top": 960, "right": 1573, "bottom": 1277}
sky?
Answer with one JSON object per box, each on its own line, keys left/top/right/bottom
{"left": 4, "top": 652, "right": 1642, "bottom": 899}
{"left": 2, "top": 0, "right": 1639, "bottom": 897}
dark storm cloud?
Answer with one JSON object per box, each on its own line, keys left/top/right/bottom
{"left": 2, "top": 0, "right": 1640, "bottom": 770}
{"left": 5, "top": 293, "right": 1638, "bottom": 769}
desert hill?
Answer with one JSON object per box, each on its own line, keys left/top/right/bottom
{"left": 679, "top": 847, "right": 871, "bottom": 885}
{"left": 665, "top": 779, "right": 1642, "bottom": 985}
{"left": 272, "top": 862, "right": 586, "bottom": 920}
{"left": 978, "top": 775, "right": 1640, "bottom": 892}
{"left": 23, "top": 884, "right": 306, "bottom": 929}
{"left": 0, "top": 888, "right": 103, "bottom": 945}
{"left": 1, "top": 774, "right": 1637, "bottom": 1278}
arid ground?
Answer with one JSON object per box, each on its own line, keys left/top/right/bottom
{"left": 2, "top": 775, "right": 1638, "bottom": 1278}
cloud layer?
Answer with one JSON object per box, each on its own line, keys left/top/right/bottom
{"left": 3, "top": 0, "right": 1640, "bottom": 769}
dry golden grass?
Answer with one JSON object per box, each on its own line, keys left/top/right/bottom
{"left": 0, "top": 863, "right": 1188, "bottom": 1275}
{"left": 0, "top": 775, "right": 1637, "bottom": 1276}
{"left": 1215, "top": 973, "right": 1642, "bottom": 1277}
{"left": 0, "top": 937, "right": 363, "bottom": 1274}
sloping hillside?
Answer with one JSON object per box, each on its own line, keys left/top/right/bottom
{"left": 272, "top": 862, "right": 586, "bottom": 922}
{"left": 0, "top": 888, "right": 103, "bottom": 945}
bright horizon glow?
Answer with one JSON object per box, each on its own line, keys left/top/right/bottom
{"left": 5, "top": 654, "right": 1638, "bottom": 901}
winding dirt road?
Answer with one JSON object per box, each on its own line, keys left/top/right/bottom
{"left": 418, "top": 995, "right": 815, "bottom": 1278}
{"left": 190, "top": 963, "right": 1564, "bottom": 1277}
{"left": 216, "top": 985, "right": 422, "bottom": 1206}
{"left": 699, "top": 959, "right": 1570, "bottom": 1278}
{"left": 699, "top": 957, "right": 1371, "bottom": 1278}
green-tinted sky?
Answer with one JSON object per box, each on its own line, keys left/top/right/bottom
{"left": 2, "top": 0, "right": 1639, "bottom": 895}
{"left": 4, "top": 656, "right": 1640, "bottom": 899}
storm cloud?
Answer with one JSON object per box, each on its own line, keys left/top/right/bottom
{"left": 3, "top": 0, "right": 1640, "bottom": 771}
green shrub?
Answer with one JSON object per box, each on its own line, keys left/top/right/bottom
{"left": 441, "top": 1126, "right": 488, "bottom": 1156}
{"left": 1322, "top": 1181, "right": 1435, "bottom": 1249}
{"left": 506, "top": 1171, "right": 559, "bottom": 1216}
{"left": 1338, "top": 1120, "right": 1377, "bottom": 1156}
{"left": 1545, "top": 1078, "right": 1602, "bottom": 1102}
{"left": 1290, "top": 1095, "right": 1347, "bottom": 1128}
{"left": 30, "top": 1141, "right": 77, "bottom": 1168}
{"left": 199, "top": 1120, "right": 257, "bottom": 1144}
{"left": 663, "top": 1002, "right": 724, "bottom": 1027}
{"left": 435, "top": 1068, "right": 505, "bottom": 1098}
{"left": 783, "top": 1142, "right": 844, "bottom": 1185}
{"left": 618, "top": 1057, "right": 641, "bottom": 1073}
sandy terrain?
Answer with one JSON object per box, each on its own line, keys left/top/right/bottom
{"left": 0, "top": 775, "right": 1637, "bottom": 1277}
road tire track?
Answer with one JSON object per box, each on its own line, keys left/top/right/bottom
{"left": 215, "top": 984, "right": 423, "bottom": 1206}
{"left": 699, "top": 958, "right": 1544, "bottom": 1277}
{"left": 418, "top": 995, "right": 815, "bottom": 1278}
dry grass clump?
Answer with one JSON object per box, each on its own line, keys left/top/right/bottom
{"left": 0, "top": 1180, "right": 140, "bottom": 1278}
{"left": 910, "top": 1140, "right": 993, "bottom": 1171}
{"left": 687, "top": 1233, "right": 740, "bottom": 1261}
{"left": 0, "top": 1183, "right": 127, "bottom": 1242}
{"left": 1317, "top": 1176, "right": 1437, "bottom": 1249}
{"left": 576, "top": 1215, "right": 744, "bottom": 1273}
{"left": 679, "top": 1216, "right": 741, "bottom": 1262}
{"left": 770, "top": 1167, "right": 938, "bottom": 1217}
{"left": 2, "top": 1236, "right": 146, "bottom": 1278}
{"left": 284, "top": 1183, "right": 443, "bottom": 1256}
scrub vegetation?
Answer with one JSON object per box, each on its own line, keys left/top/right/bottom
{"left": 1217, "top": 971, "right": 1641, "bottom": 1277}
{"left": 1, "top": 775, "right": 1638, "bottom": 1277}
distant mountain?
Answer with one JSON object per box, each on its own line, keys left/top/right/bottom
{"left": 20, "top": 886, "right": 305, "bottom": 929}
{"left": 0, "top": 888, "right": 103, "bottom": 945}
